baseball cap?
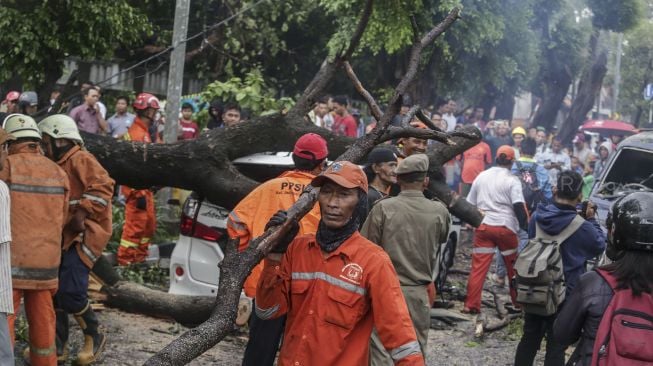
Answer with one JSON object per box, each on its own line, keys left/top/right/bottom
{"left": 496, "top": 145, "right": 515, "bottom": 161}
{"left": 3, "top": 91, "right": 20, "bottom": 103}
{"left": 0, "top": 127, "right": 15, "bottom": 145}
{"left": 293, "top": 133, "right": 328, "bottom": 161}
{"left": 572, "top": 133, "right": 586, "bottom": 143}
{"left": 18, "top": 91, "right": 38, "bottom": 106}
{"left": 366, "top": 148, "right": 397, "bottom": 165}
{"left": 311, "top": 161, "right": 368, "bottom": 193}
{"left": 396, "top": 153, "right": 429, "bottom": 175}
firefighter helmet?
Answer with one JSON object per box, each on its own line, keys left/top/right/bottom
{"left": 2, "top": 113, "right": 41, "bottom": 140}
{"left": 38, "top": 114, "right": 84, "bottom": 145}
{"left": 133, "top": 93, "right": 160, "bottom": 111}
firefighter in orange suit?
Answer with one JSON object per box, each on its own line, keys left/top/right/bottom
{"left": 256, "top": 161, "right": 425, "bottom": 366}
{"left": 0, "top": 114, "right": 69, "bottom": 366}
{"left": 228, "top": 133, "right": 328, "bottom": 366}
{"left": 39, "top": 114, "right": 115, "bottom": 365}
{"left": 117, "top": 93, "right": 159, "bottom": 265}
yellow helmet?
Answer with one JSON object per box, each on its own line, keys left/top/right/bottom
{"left": 512, "top": 126, "right": 526, "bottom": 137}
{"left": 2, "top": 113, "right": 41, "bottom": 140}
{"left": 38, "top": 114, "right": 84, "bottom": 145}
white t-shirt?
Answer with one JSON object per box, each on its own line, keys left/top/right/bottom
{"left": 444, "top": 113, "right": 457, "bottom": 132}
{"left": 0, "top": 181, "right": 13, "bottom": 314}
{"left": 467, "top": 166, "right": 524, "bottom": 234}
{"left": 535, "top": 150, "right": 571, "bottom": 186}
{"left": 0, "top": 181, "right": 9, "bottom": 243}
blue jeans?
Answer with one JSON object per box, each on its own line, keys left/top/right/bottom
{"left": 55, "top": 247, "right": 90, "bottom": 313}
{"left": 495, "top": 229, "right": 528, "bottom": 278}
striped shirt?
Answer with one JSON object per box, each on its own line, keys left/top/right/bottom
{"left": 0, "top": 181, "right": 13, "bottom": 314}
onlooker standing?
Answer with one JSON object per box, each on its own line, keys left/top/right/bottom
{"left": 485, "top": 120, "right": 513, "bottom": 158}
{"left": 553, "top": 191, "right": 653, "bottom": 366}
{"left": 572, "top": 133, "right": 594, "bottom": 165}
{"left": 363, "top": 147, "right": 398, "bottom": 209}
{"left": 231, "top": 133, "right": 328, "bottom": 366}
{"left": 536, "top": 138, "right": 571, "bottom": 187}
{"left": 222, "top": 103, "right": 242, "bottom": 127}
{"left": 535, "top": 127, "right": 549, "bottom": 155}
{"left": 206, "top": 100, "right": 224, "bottom": 130}
{"left": 0, "top": 127, "right": 14, "bottom": 366}
{"left": 459, "top": 140, "right": 492, "bottom": 197}
{"left": 443, "top": 99, "right": 457, "bottom": 132}
{"left": 18, "top": 91, "right": 39, "bottom": 116}
{"left": 66, "top": 82, "right": 93, "bottom": 114}
{"left": 178, "top": 103, "right": 199, "bottom": 141}
{"left": 308, "top": 97, "right": 329, "bottom": 127}
{"left": 331, "top": 95, "right": 357, "bottom": 137}
{"left": 593, "top": 141, "right": 613, "bottom": 179}
{"left": 469, "top": 107, "right": 486, "bottom": 131}
{"left": 39, "top": 115, "right": 115, "bottom": 364}
{"left": 514, "top": 171, "right": 605, "bottom": 366}
{"left": 511, "top": 126, "right": 526, "bottom": 160}
{"left": 2, "top": 91, "right": 21, "bottom": 114}
{"left": 362, "top": 154, "right": 450, "bottom": 364}
{"left": 107, "top": 96, "right": 135, "bottom": 138}
{"left": 463, "top": 146, "right": 528, "bottom": 313}
{"left": 1, "top": 114, "right": 69, "bottom": 366}
{"left": 69, "top": 86, "right": 108, "bottom": 134}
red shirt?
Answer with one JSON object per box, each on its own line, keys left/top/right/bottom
{"left": 256, "top": 232, "right": 424, "bottom": 366}
{"left": 461, "top": 141, "right": 492, "bottom": 183}
{"left": 179, "top": 119, "right": 199, "bottom": 140}
{"left": 332, "top": 114, "right": 358, "bottom": 137}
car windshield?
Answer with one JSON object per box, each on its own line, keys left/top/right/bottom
{"left": 598, "top": 148, "right": 653, "bottom": 198}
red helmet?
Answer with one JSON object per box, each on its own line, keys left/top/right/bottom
{"left": 133, "top": 93, "right": 160, "bottom": 110}
{"left": 3, "top": 91, "right": 20, "bottom": 103}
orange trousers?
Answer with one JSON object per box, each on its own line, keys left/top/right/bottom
{"left": 464, "top": 224, "right": 518, "bottom": 312}
{"left": 9, "top": 289, "right": 57, "bottom": 366}
{"left": 118, "top": 190, "right": 156, "bottom": 265}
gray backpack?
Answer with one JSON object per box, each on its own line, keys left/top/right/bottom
{"left": 514, "top": 215, "right": 584, "bottom": 315}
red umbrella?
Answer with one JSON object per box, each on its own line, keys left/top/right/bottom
{"left": 580, "top": 120, "right": 637, "bottom": 136}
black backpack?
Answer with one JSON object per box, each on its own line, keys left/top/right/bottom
{"left": 515, "top": 161, "right": 545, "bottom": 214}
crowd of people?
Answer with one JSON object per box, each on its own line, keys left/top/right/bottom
{"left": 0, "top": 84, "right": 651, "bottom": 366}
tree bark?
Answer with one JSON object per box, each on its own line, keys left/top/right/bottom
{"left": 558, "top": 30, "right": 608, "bottom": 144}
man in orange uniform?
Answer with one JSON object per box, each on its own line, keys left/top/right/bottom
{"left": 0, "top": 114, "right": 69, "bottom": 366}
{"left": 117, "top": 93, "right": 160, "bottom": 265}
{"left": 256, "top": 161, "right": 425, "bottom": 366}
{"left": 39, "top": 114, "right": 115, "bottom": 364}
{"left": 228, "top": 133, "right": 328, "bottom": 366}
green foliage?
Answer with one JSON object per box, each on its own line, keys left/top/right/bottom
{"left": 116, "top": 263, "right": 169, "bottom": 288}
{"left": 587, "top": 0, "right": 644, "bottom": 32}
{"left": 201, "top": 68, "right": 295, "bottom": 115}
{"left": 0, "top": 0, "right": 151, "bottom": 87}
{"left": 503, "top": 318, "right": 524, "bottom": 341}
{"left": 619, "top": 20, "right": 653, "bottom": 119}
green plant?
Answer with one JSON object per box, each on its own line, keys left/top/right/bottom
{"left": 504, "top": 318, "right": 524, "bottom": 341}
{"left": 14, "top": 315, "right": 28, "bottom": 343}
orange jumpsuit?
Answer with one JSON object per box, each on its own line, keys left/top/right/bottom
{"left": 256, "top": 232, "right": 425, "bottom": 366}
{"left": 0, "top": 141, "right": 69, "bottom": 366}
{"left": 227, "top": 170, "right": 321, "bottom": 298}
{"left": 118, "top": 117, "right": 156, "bottom": 265}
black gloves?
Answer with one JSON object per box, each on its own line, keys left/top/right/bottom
{"left": 136, "top": 196, "right": 147, "bottom": 210}
{"left": 265, "top": 210, "right": 299, "bottom": 254}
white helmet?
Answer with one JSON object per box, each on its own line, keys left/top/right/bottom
{"left": 38, "top": 114, "right": 84, "bottom": 144}
{"left": 2, "top": 113, "right": 41, "bottom": 140}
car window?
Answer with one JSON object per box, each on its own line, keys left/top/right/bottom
{"left": 599, "top": 148, "right": 653, "bottom": 195}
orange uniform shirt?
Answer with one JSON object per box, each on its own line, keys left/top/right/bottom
{"left": 256, "top": 232, "right": 424, "bottom": 366}
{"left": 227, "top": 170, "right": 320, "bottom": 297}
{"left": 461, "top": 141, "right": 492, "bottom": 184}
{"left": 121, "top": 117, "right": 152, "bottom": 200}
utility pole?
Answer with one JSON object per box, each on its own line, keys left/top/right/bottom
{"left": 613, "top": 32, "right": 623, "bottom": 116}
{"left": 163, "top": 0, "right": 191, "bottom": 143}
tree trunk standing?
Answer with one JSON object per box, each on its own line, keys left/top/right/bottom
{"left": 558, "top": 30, "right": 608, "bottom": 144}
{"left": 531, "top": 70, "right": 573, "bottom": 131}
{"left": 36, "top": 60, "right": 64, "bottom": 111}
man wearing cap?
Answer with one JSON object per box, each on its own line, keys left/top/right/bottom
{"left": 18, "top": 91, "right": 39, "bottom": 116}
{"left": 463, "top": 145, "right": 528, "bottom": 314}
{"left": 0, "top": 126, "right": 15, "bottom": 365}
{"left": 0, "top": 91, "right": 21, "bottom": 123}
{"left": 229, "top": 133, "right": 329, "bottom": 366}
{"left": 256, "top": 161, "right": 424, "bottom": 366}
{"left": 363, "top": 147, "right": 398, "bottom": 208}
{"left": 361, "top": 154, "right": 450, "bottom": 365}
{"left": 511, "top": 126, "right": 526, "bottom": 160}
{"left": 0, "top": 114, "right": 69, "bottom": 365}
{"left": 572, "top": 133, "right": 594, "bottom": 165}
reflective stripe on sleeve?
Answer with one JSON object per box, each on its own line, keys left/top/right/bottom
{"left": 69, "top": 200, "right": 80, "bottom": 206}
{"left": 119, "top": 239, "right": 140, "bottom": 248}
{"left": 472, "top": 247, "right": 496, "bottom": 254}
{"left": 501, "top": 248, "right": 517, "bottom": 256}
{"left": 9, "top": 183, "right": 65, "bottom": 195}
{"left": 82, "top": 193, "right": 109, "bottom": 207}
{"left": 228, "top": 212, "right": 245, "bottom": 230}
{"left": 255, "top": 303, "right": 280, "bottom": 320}
{"left": 291, "top": 272, "right": 366, "bottom": 296}
{"left": 30, "top": 343, "right": 56, "bottom": 357}
{"left": 390, "top": 340, "right": 421, "bottom": 361}
{"left": 80, "top": 244, "right": 98, "bottom": 263}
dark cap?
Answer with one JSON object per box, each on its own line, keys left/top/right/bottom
{"left": 395, "top": 153, "right": 429, "bottom": 174}
{"left": 366, "top": 148, "right": 398, "bottom": 165}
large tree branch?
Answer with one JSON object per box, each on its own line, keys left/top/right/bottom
{"left": 343, "top": 61, "right": 383, "bottom": 121}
